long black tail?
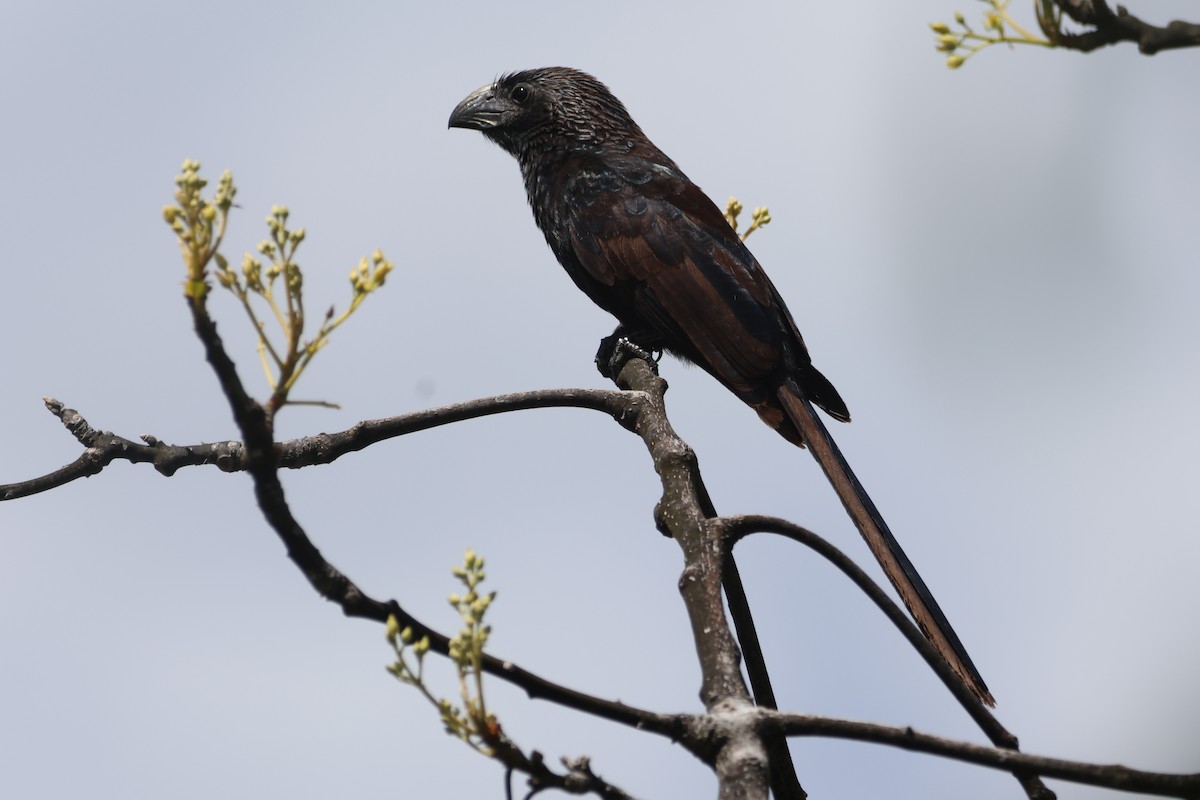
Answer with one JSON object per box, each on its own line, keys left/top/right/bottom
{"left": 778, "top": 383, "right": 994, "bottom": 706}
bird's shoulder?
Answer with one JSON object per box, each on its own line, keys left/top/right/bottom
{"left": 560, "top": 153, "right": 774, "bottom": 302}
{"left": 562, "top": 152, "right": 728, "bottom": 231}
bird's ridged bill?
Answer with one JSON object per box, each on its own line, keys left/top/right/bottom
{"left": 448, "top": 83, "right": 503, "bottom": 130}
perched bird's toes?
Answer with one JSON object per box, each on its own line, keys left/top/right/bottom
{"left": 595, "top": 336, "right": 658, "bottom": 380}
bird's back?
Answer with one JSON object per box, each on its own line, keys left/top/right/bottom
{"left": 526, "top": 148, "right": 850, "bottom": 438}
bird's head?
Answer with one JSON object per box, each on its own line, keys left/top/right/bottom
{"left": 448, "top": 67, "right": 645, "bottom": 158}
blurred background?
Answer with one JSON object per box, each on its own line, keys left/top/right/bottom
{"left": 1, "top": 2, "right": 1197, "bottom": 798}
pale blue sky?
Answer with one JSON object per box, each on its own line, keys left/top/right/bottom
{"left": 2, "top": 2, "right": 1198, "bottom": 798}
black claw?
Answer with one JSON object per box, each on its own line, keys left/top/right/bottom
{"left": 596, "top": 334, "right": 659, "bottom": 379}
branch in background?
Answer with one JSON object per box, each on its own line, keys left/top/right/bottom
{"left": 931, "top": 0, "right": 1200, "bottom": 68}
{"left": 1039, "top": 0, "right": 1200, "bottom": 54}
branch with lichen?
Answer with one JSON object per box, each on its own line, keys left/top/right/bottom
{"left": 932, "top": 0, "right": 1054, "bottom": 68}
{"left": 724, "top": 197, "right": 772, "bottom": 242}
{"left": 163, "top": 160, "right": 393, "bottom": 421}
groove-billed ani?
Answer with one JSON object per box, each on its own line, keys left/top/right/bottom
{"left": 449, "top": 67, "right": 993, "bottom": 706}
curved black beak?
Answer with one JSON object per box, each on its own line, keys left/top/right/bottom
{"left": 448, "top": 83, "right": 505, "bottom": 131}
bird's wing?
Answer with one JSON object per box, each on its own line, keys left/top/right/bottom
{"left": 563, "top": 155, "right": 809, "bottom": 399}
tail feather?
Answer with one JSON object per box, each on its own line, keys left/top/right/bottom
{"left": 777, "top": 382, "right": 994, "bottom": 707}
{"left": 802, "top": 364, "right": 851, "bottom": 424}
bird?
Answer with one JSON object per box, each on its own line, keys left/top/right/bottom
{"left": 449, "top": 67, "right": 993, "bottom": 707}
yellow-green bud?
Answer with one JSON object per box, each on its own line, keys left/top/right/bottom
{"left": 946, "top": 54, "right": 966, "bottom": 69}
{"left": 385, "top": 614, "right": 400, "bottom": 641}
{"left": 930, "top": 22, "right": 951, "bottom": 34}
{"left": 200, "top": 204, "right": 217, "bottom": 222}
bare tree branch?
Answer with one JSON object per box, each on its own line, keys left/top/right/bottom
{"left": 768, "top": 710, "right": 1200, "bottom": 798}
{"left": 1040, "top": 0, "right": 1200, "bottom": 54}
{"left": 720, "top": 515, "right": 1053, "bottom": 799}
{"left": 11, "top": 326, "right": 1198, "bottom": 797}
{"left": 719, "top": 555, "right": 806, "bottom": 799}
{"left": 179, "top": 295, "right": 685, "bottom": 743}
{"left": 12, "top": 283, "right": 1194, "bottom": 799}
{"left": 0, "top": 388, "right": 633, "bottom": 500}
{"left": 604, "top": 353, "right": 772, "bottom": 799}
{"left": 721, "top": 516, "right": 1009, "bottom": 741}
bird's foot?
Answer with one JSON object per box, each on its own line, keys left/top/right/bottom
{"left": 595, "top": 334, "right": 661, "bottom": 380}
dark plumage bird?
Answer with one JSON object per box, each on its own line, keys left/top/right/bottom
{"left": 450, "top": 67, "right": 993, "bottom": 706}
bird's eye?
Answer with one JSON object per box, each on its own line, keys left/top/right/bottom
{"left": 510, "top": 84, "right": 530, "bottom": 104}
